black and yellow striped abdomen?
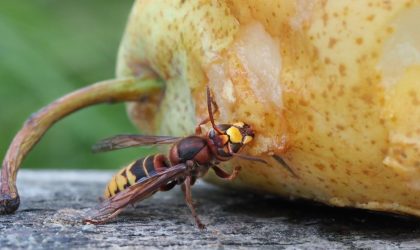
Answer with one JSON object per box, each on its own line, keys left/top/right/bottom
{"left": 104, "top": 154, "right": 171, "bottom": 198}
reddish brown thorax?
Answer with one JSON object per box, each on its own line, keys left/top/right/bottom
{"left": 169, "top": 136, "right": 211, "bottom": 166}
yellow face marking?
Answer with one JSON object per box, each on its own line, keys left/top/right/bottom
{"left": 226, "top": 126, "right": 243, "bottom": 144}
{"left": 243, "top": 135, "right": 253, "bottom": 144}
{"left": 233, "top": 122, "right": 245, "bottom": 128}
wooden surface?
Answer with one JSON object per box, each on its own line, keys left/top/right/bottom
{"left": 0, "top": 170, "right": 420, "bottom": 249}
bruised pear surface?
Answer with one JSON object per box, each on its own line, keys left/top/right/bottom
{"left": 121, "top": 1, "right": 420, "bottom": 216}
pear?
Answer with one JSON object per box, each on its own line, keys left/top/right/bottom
{"left": 2, "top": 0, "right": 420, "bottom": 218}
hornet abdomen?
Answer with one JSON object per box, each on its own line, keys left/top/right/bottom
{"left": 104, "top": 154, "right": 171, "bottom": 198}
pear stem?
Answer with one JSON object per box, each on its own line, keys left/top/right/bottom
{"left": 0, "top": 75, "right": 163, "bottom": 214}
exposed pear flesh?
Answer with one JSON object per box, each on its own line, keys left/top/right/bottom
{"left": 120, "top": 0, "right": 420, "bottom": 216}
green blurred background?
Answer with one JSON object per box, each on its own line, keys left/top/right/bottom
{"left": 0, "top": 1, "right": 155, "bottom": 169}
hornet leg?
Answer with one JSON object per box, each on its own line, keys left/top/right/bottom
{"left": 212, "top": 165, "right": 241, "bottom": 181}
{"left": 181, "top": 176, "right": 205, "bottom": 229}
{"left": 195, "top": 117, "right": 210, "bottom": 135}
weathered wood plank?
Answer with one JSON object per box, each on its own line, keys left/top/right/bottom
{"left": 0, "top": 170, "right": 419, "bottom": 249}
